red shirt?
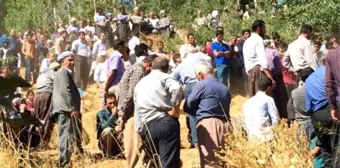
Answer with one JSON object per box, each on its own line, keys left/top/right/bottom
{"left": 281, "top": 59, "right": 296, "bottom": 85}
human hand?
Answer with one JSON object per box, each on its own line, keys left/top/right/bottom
{"left": 331, "top": 109, "right": 340, "bottom": 124}
{"left": 115, "top": 117, "right": 124, "bottom": 132}
{"left": 71, "top": 110, "right": 79, "bottom": 118}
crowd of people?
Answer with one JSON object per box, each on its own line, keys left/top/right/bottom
{"left": 0, "top": 4, "right": 339, "bottom": 168}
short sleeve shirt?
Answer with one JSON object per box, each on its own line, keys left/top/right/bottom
{"left": 211, "top": 41, "right": 230, "bottom": 66}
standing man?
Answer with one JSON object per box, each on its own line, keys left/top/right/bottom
{"left": 94, "top": 7, "right": 107, "bottom": 36}
{"left": 134, "top": 57, "right": 183, "bottom": 168}
{"left": 211, "top": 30, "right": 231, "bottom": 87}
{"left": 92, "top": 33, "right": 108, "bottom": 59}
{"left": 172, "top": 52, "right": 211, "bottom": 148}
{"left": 324, "top": 36, "right": 340, "bottom": 167}
{"left": 22, "top": 33, "right": 38, "bottom": 83}
{"left": 37, "top": 34, "right": 49, "bottom": 63}
{"left": 179, "top": 33, "right": 200, "bottom": 59}
{"left": 55, "top": 28, "right": 68, "bottom": 56}
{"left": 72, "top": 31, "right": 91, "bottom": 90}
{"left": 185, "top": 61, "right": 233, "bottom": 168}
{"left": 243, "top": 19, "right": 275, "bottom": 97}
{"left": 35, "top": 62, "right": 60, "bottom": 148}
{"left": 117, "top": 55, "right": 155, "bottom": 168}
{"left": 103, "top": 40, "right": 126, "bottom": 104}
{"left": 52, "top": 51, "right": 83, "bottom": 168}
{"left": 288, "top": 24, "right": 317, "bottom": 77}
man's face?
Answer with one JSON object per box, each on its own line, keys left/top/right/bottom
{"left": 10, "top": 30, "right": 16, "bottom": 37}
{"left": 196, "top": 73, "right": 203, "bottom": 81}
{"left": 106, "top": 97, "right": 116, "bottom": 110}
{"left": 147, "top": 40, "right": 153, "bottom": 47}
{"left": 314, "top": 44, "right": 320, "bottom": 53}
{"left": 50, "top": 54, "right": 56, "bottom": 61}
{"left": 119, "top": 45, "right": 127, "bottom": 55}
{"left": 100, "top": 34, "right": 106, "bottom": 41}
{"left": 259, "top": 25, "right": 266, "bottom": 37}
{"left": 62, "top": 56, "right": 75, "bottom": 70}
{"left": 217, "top": 34, "right": 224, "bottom": 42}
{"left": 157, "top": 42, "right": 164, "bottom": 50}
{"left": 1, "top": 67, "right": 9, "bottom": 75}
{"left": 188, "top": 35, "right": 195, "bottom": 44}
{"left": 61, "top": 31, "right": 68, "bottom": 38}
{"left": 145, "top": 63, "right": 152, "bottom": 74}
{"left": 244, "top": 32, "right": 250, "bottom": 39}
{"left": 79, "top": 33, "right": 85, "bottom": 41}
{"left": 40, "top": 35, "right": 46, "bottom": 42}
{"left": 306, "top": 31, "right": 312, "bottom": 40}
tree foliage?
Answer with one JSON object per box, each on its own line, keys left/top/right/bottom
{"left": 1, "top": 0, "right": 339, "bottom": 44}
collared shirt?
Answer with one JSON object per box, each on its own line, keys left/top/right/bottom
{"left": 96, "top": 107, "right": 118, "bottom": 138}
{"left": 134, "top": 70, "right": 183, "bottom": 132}
{"left": 118, "top": 63, "right": 147, "bottom": 122}
{"left": 94, "top": 62, "right": 106, "bottom": 83}
{"left": 104, "top": 51, "right": 125, "bottom": 87}
{"left": 136, "top": 56, "right": 146, "bottom": 63}
{"left": 305, "top": 65, "right": 328, "bottom": 113}
{"left": 67, "top": 25, "right": 80, "bottom": 34}
{"left": 36, "top": 70, "right": 56, "bottom": 93}
{"left": 85, "top": 26, "right": 95, "bottom": 35}
{"left": 179, "top": 43, "right": 201, "bottom": 59}
{"left": 287, "top": 36, "right": 317, "bottom": 72}
{"left": 40, "top": 58, "right": 51, "bottom": 74}
{"left": 94, "top": 13, "right": 106, "bottom": 25}
{"left": 243, "top": 91, "right": 280, "bottom": 142}
{"left": 325, "top": 46, "right": 340, "bottom": 110}
{"left": 185, "top": 76, "right": 231, "bottom": 123}
{"left": 71, "top": 39, "right": 91, "bottom": 57}
{"left": 92, "top": 40, "right": 108, "bottom": 57}
{"left": 211, "top": 41, "right": 230, "bottom": 66}
{"left": 290, "top": 86, "right": 311, "bottom": 121}
{"left": 243, "top": 33, "right": 268, "bottom": 74}
{"left": 265, "top": 48, "right": 281, "bottom": 76}
{"left": 172, "top": 52, "right": 211, "bottom": 84}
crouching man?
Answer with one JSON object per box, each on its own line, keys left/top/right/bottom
{"left": 96, "top": 93, "right": 122, "bottom": 157}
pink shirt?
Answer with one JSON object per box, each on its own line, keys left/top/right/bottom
{"left": 281, "top": 59, "right": 296, "bottom": 85}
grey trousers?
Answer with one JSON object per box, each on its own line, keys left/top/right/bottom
{"left": 57, "top": 113, "right": 83, "bottom": 167}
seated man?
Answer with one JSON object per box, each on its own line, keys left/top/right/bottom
{"left": 243, "top": 76, "right": 280, "bottom": 143}
{"left": 96, "top": 93, "right": 122, "bottom": 157}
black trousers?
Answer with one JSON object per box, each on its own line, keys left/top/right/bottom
{"left": 75, "top": 55, "right": 89, "bottom": 90}
{"left": 312, "top": 106, "right": 340, "bottom": 168}
{"left": 141, "top": 115, "right": 180, "bottom": 168}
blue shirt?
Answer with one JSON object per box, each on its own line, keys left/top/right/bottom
{"left": 210, "top": 41, "right": 230, "bottom": 66}
{"left": 96, "top": 108, "right": 117, "bottom": 138}
{"left": 305, "top": 66, "right": 328, "bottom": 113}
{"left": 0, "top": 34, "right": 8, "bottom": 48}
{"left": 185, "top": 76, "right": 231, "bottom": 123}
{"left": 172, "top": 52, "right": 211, "bottom": 84}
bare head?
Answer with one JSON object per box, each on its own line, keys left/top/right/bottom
{"left": 152, "top": 57, "right": 169, "bottom": 73}
{"left": 195, "top": 61, "right": 214, "bottom": 81}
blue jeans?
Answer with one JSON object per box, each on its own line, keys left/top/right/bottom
{"left": 25, "top": 57, "right": 32, "bottom": 82}
{"left": 216, "top": 64, "right": 230, "bottom": 87}
{"left": 183, "top": 82, "right": 198, "bottom": 144}
{"left": 297, "top": 119, "right": 314, "bottom": 142}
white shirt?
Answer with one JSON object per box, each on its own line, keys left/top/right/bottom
{"left": 128, "top": 36, "right": 140, "bottom": 64}
{"left": 149, "top": 18, "right": 160, "bottom": 28}
{"left": 287, "top": 36, "right": 317, "bottom": 71}
{"left": 92, "top": 40, "right": 108, "bottom": 57}
{"left": 243, "top": 91, "right": 280, "bottom": 143}
{"left": 71, "top": 39, "right": 91, "bottom": 57}
{"left": 40, "top": 58, "right": 51, "bottom": 74}
{"left": 243, "top": 33, "right": 268, "bottom": 74}
{"left": 1, "top": 48, "right": 8, "bottom": 59}
{"left": 134, "top": 70, "right": 183, "bottom": 132}
{"left": 179, "top": 44, "right": 201, "bottom": 59}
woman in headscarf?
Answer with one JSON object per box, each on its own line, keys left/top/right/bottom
{"left": 117, "top": 6, "right": 130, "bottom": 42}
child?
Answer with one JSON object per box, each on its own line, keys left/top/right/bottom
{"left": 25, "top": 90, "right": 35, "bottom": 114}
{"left": 310, "top": 135, "right": 324, "bottom": 168}
{"left": 277, "top": 42, "right": 296, "bottom": 99}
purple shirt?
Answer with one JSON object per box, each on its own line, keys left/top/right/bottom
{"left": 105, "top": 51, "right": 125, "bottom": 87}
{"left": 265, "top": 48, "right": 281, "bottom": 76}
{"left": 325, "top": 46, "right": 340, "bottom": 110}
{"left": 117, "top": 14, "right": 129, "bottom": 24}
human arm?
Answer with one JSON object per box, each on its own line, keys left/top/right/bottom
{"left": 268, "top": 97, "right": 280, "bottom": 125}
{"left": 92, "top": 41, "right": 99, "bottom": 57}
{"left": 305, "top": 42, "right": 318, "bottom": 71}
{"left": 305, "top": 83, "right": 313, "bottom": 113}
{"left": 71, "top": 41, "right": 78, "bottom": 55}
{"left": 286, "top": 97, "right": 295, "bottom": 122}
{"left": 120, "top": 69, "right": 145, "bottom": 122}
{"left": 164, "top": 76, "right": 183, "bottom": 116}
{"left": 325, "top": 56, "right": 339, "bottom": 123}
{"left": 185, "top": 84, "right": 201, "bottom": 116}
{"left": 94, "top": 64, "right": 101, "bottom": 82}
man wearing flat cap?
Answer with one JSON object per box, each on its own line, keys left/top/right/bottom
{"left": 52, "top": 51, "right": 83, "bottom": 167}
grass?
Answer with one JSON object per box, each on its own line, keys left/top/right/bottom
{"left": 0, "top": 68, "right": 313, "bottom": 167}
